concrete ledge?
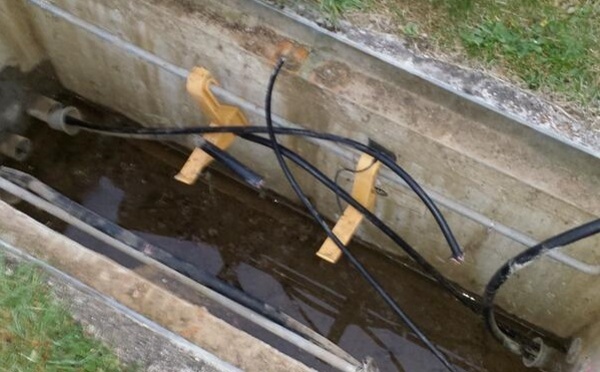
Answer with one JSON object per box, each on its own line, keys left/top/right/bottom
{"left": 0, "top": 239, "right": 239, "bottom": 372}
{"left": 273, "top": 0, "right": 599, "bottom": 159}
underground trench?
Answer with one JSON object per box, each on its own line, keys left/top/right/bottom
{"left": 0, "top": 61, "right": 596, "bottom": 372}
{"left": 1, "top": 0, "right": 600, "bottom": 371}
{"left": 0, "top": 66, "right": 535, "bottom": 372}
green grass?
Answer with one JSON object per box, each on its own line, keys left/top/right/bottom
{"left": 0, "top": 259, "right": 134, "bottom": 372}
{"left": 316, "top": 0, "right": 600, "bottom": 115}
{"left": 318, "top": 0, "right": 366, "bottom": 20}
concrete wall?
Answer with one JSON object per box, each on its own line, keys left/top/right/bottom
{"left": 2, "top": 0, "right": 599, "bottom": 339}
{"left": 0, "top": 1, "right": 44, "bottom": 70}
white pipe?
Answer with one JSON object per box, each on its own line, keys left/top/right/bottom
{"left": 26, "top": 0, "right": 599, "bottom": 275}
{"left": 0, "top": 176, "right": 360, "bottom": 372}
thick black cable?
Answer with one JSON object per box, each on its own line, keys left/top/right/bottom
{"left": 198, "top": 140, "right": 264, "bottom": 189}
{"left": 64, "top": 117, "right": 463, "bottom": 261}
{"left": 264, "top": 59, "right": 456, "bottom": 372}
{"left": 0, "top": 166, "right": 359, "bottom": 365}
{"left": 483, "top": 218, "right": 600, "bottom": 355}
{"left": 240, "top": 133, "right": 478, "bottom": 312}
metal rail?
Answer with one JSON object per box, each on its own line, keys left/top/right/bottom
{"left": 26, "top": 0, "right": 600, "bottom": 274}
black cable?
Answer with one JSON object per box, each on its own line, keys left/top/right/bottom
{"left": 333, "top": 159, "right": 377, "bottom": 214}
{"left": 483, "top": 218, "right": 600, "bottom": 356}
{"left": 64, "top": 117, "right": 464, "bottom": 261}
{"left": 197, "top": 140, "right": 264, "bottom": 189}
{"left": 264, "top": 59, "right": 456, "bottom": 372}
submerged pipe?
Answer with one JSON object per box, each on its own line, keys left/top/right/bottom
{"left": 0, "top": 174, "right": 363, "bottom": 372}
{"left": 0, "top": 167, "right": 355, "bottom": 366}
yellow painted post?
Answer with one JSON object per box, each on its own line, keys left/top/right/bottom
{"left": 317, "top": 154, "right": 381, "bottom": 263}
{"left": 175, "top": 67, "right": 248, "bottom": 185}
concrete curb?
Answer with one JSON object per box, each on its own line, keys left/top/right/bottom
{"left": 0, "top": 238, "right": 241, "bottom": 372}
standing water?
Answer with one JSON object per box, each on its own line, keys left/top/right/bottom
{"left": 3, "top": 84, "right": 535, "bottom": 371}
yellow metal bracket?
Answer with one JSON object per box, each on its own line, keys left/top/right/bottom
{"left": 317, "top": 154, "right": 381, "bottom": 263}
{"left": 175, "top": 67, "right": 248, "bottom": 185}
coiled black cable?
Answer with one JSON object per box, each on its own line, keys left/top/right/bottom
{"left": 483, "top": 218, "right": 600, "bottom": 356}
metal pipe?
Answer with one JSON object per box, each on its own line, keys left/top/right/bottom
{"left": 0, "top": 176, "right": 361, "bottom": 372}
{"left": 0, "top": 133, "right": 31, "bottom": 161}
{"left": 26, "top": 0, "right": 600, "bottom": 275}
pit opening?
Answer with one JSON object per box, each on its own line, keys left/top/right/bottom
{"left": 0, "top": 63, "right": 567, "bottom": 372}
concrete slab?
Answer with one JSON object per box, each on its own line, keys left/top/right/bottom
{"left": 0, "top": 239, "right": 239, "bottom": 372}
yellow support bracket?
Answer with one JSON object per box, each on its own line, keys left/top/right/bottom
{"left": 175, "top": 67, "right": 248, "bottom": 185}
{"left": 317, "top": 154, "right": 381, "bottom": 263}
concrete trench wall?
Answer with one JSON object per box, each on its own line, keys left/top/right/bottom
{"left": 1, "top": 0, "right": 599, "bottom": 340}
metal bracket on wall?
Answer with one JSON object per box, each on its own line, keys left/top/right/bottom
{"left": 317, "top": 154, "right": 381, "bottom": 263}
{"left": 175, "top": 67, "right": 248, "bottom": 185}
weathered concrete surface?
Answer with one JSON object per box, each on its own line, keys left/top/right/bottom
{"left": 2, "top": 0, "right": 599, "bottom": 339}
{"left": 275, "top": 0, "right": 600, "bottom": 158}
{"left": 0, "top": 200, "right": 314, "bottom": 372}
{"left": 0, "top": 0, "right": 44, "bottom": 70}
{"left": 0, "top": 245, "right": 237, "bottom": 372}
{"left": 570, "top": 318, "right": 600, "bottom": 372}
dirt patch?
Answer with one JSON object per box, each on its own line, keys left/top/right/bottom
{"left": 311, "top": 60, "right": 352, "bottom": 91}
{"left": 146, "top": 0, "right": 311, "bottom": 71}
